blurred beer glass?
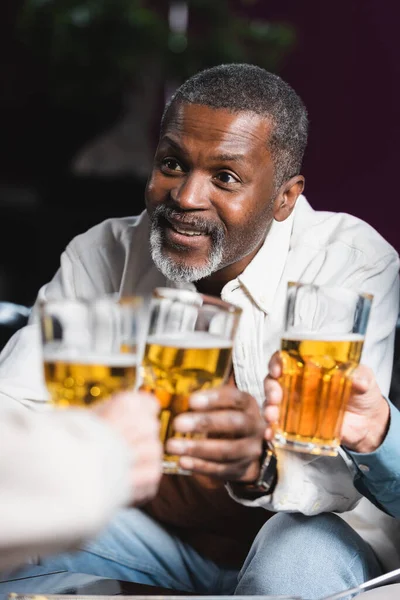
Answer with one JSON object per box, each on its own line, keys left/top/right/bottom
{"left": 274, "top": 282, "right": 373, "bottom": 456}
{"left": 40, "top": 296, "right": 142, "bottom": 407}
{"left": 141, "top": 288, "right": 242, "bottom": 475}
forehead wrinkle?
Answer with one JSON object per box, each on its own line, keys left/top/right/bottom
{"left": 160, "top": 132, "right": 268, "bottom": 170}
{"left": 160, "top": 134, "right": 247, "bottom": 165}
{"left": 164, "top": 110, "right": 271, "bottom": 149}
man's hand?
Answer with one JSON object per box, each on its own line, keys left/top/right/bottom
{"left": 336, "top": 364, "right": 390, "bottom": 453}
{"left": 165, "top": 386, "right": 265, "bottom": 482}
{"left": 264, "top": 352, "right": 390, "bottom": 454}
{"left": 92, "top": 392, "right": 162, "bottom": 505}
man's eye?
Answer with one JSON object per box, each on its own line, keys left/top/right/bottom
{"left": 215, "top": 172, "right": 238, "bottom": 184}
{"left": 161, "top": 158, "right": 183, "bottom": 172}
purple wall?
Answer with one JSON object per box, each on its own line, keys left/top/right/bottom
{"left": 2, "top": 0, "right": 399, "bottom": 253}
{"left": 244, "top": 0, "right": 399, "bottom": 252}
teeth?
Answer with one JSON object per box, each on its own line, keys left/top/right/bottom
{"left": 173, "top": 226, "right": 203, "bottom": 237}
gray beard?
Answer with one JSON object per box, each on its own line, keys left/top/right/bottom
{"left": 150, "top": 223, "right": 224, "bottom": 283}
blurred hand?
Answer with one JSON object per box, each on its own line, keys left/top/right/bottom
{"left": 263, "top": 352, "right": 390, "bottom": 454}
{"left": 92, "top": 392, "right": 162, "bottom": 505}
{"left": 166, "top": 386, "right": 265, "bottom": 482}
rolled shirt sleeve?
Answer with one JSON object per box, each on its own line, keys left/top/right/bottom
{"left": 0, "top": 408, "right": 134, "bottom": 571}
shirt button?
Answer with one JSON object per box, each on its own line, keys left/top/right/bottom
{"left": 358, "top": 464, "right": 370, "bottom": 473}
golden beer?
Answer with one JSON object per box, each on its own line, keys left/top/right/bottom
{"left": 44, "top": 352, "right": 137, "bottom": 408}
{"left": 141, "top": 332, "right": 233, "bottom": 473}
{"left": 275, "top": 334, "right": 364, "bottom": 455}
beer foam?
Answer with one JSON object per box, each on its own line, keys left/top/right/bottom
{"left": 43, "top": 350, "right": 137, "bottom": 366}
{"left": 283, "top": 332, "right": 365, "bottom": 342}
{"left": 146, "top": 331, "right": 233, "bottom": 349}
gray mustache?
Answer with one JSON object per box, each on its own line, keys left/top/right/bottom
{"left": 151, "top": 205, "right": 224, "bottom": 239}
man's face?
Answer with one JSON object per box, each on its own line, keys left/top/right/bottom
{"left": 145, "top": 103, "right": 278, "bottom": 286}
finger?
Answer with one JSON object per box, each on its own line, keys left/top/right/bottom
{"left": 264, "top": 426, "right": 274, "bottom": 442}
{"left": 264, "top": 404, "right": 279, "bottom": 424}
{"left": 263, "top": 378, "right": 283, "bottom": 407}
{"left": 126, "top": 416, "right": 160, "bottom": 444}
{"left": 166, "top": 436, "right": 262, "bottom": 463}
{"left": 268, "top": 351, "right": 283, "bottom": 379}
{"left": 178, "top": 455, "right": 259, "bottom": 481}
{"left": 350, "top": 364, "right": 374, "bottom": 394}
{"left": 189, "top": 386, "right": 252, "bottom": 411}
{"left": 173, "top": 409, "right": 260, "bottom": 437}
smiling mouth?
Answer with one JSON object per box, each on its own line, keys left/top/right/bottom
{"left": 165, "top": 218, "right": 208, "bottom": 238}
{"left": 171, "top": 225, "right": 203, "bottom": 237}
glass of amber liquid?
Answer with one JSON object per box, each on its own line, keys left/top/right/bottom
{"left": 274, "top": 282, "right": 373, "bottom": 456}
{"left": 141, "top": 288, "right": 242, "bottom": 475}
{"left": 40, "top": 296, "right": 142, "bottom": 408}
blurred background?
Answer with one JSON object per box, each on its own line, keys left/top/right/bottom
{"left": 0, "top": 0, "right": 399, "bottom": 309}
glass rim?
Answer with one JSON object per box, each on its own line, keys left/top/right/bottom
{"left": 152, "top": 287, "right": 242, "bottom": 316}
{"left": 287, "top": 281, "right": 374, "bottom": 302}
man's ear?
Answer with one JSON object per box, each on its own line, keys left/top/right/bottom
{"left": 273, "top": 176, "right": 305, "bottom": 222}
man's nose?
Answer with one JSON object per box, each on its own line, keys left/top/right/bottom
{"left": 170, "top": 173, "right": 209, "bottom": 210}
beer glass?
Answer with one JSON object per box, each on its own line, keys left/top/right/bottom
{"left": 40, "top": 296, "right": 142, "bottom": 407}
{"left": 273, "top": 282, "right": 373, "bottom": 456}
{"left": 141, "top": 288, "right": 242, "bottom": 475}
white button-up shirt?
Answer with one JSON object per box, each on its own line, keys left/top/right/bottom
{"left": 0, "top": 195, "right": 398, "bottom": 545}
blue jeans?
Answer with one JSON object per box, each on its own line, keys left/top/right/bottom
{"left": 0, "top": 509, "right": 382, "bottom": 599}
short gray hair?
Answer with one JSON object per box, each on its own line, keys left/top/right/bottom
{"left": 161, "top": 63, "right": 308, "bottom": 190}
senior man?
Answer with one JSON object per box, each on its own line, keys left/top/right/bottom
{"left": 0, "top": 64, "right": 398, "bottom": 599}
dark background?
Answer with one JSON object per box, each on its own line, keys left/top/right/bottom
{"left": 1, "top": 0, "right": 399, "bottom": 307}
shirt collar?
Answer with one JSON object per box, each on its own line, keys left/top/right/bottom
{"left": 164, "top": 196, "right": 299, "bottom": 312}
{"left": 224, "top": 199, "right": 297, "bottom": 314}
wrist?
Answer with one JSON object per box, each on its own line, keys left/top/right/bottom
{"left": 229, "top": 444, "right": 278, "bottom": 499}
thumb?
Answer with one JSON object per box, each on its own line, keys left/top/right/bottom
{"left": 351, "top": 364, "right": 374, "bottom": 395}
{"left": 268, "top": 351, "right": 284, "bottom": 379}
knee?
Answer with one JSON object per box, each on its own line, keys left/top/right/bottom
{"left": 235, "top": 512, "right": 382, "bottom": 598}
{"left": 238, "top": 512, "right": 381, "bottom": 591}
{"left": 252, "top": 512, "right": 370, "bottom": 562}
{"left": 259, "top": 512, "right": 344, "bottom": 547}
